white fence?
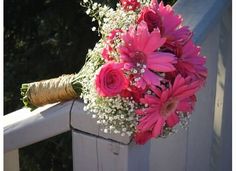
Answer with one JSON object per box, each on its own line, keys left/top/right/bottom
{"left": 4, "top": 0, "right": 232, "bottom": 170}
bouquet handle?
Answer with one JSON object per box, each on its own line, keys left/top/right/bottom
{"left": 21, "top": 74, "right": 81, "bottom": 109}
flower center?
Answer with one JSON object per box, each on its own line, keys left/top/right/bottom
{"left": 133, "top": 51, "right": 147, "bottom": 64}
{"left": 160, "top": 99, "right": 178, "bottom": 117}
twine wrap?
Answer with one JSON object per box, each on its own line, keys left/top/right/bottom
{"left": 26, "top": 74, "right": 78, "bottom": 107}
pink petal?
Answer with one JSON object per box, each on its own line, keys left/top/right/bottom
{"left": 138, "top": 113, "right": 158, "bottom": 131}
{"left": 134, "top": 22, "right": 150, "bottom": 51}
{"left": 136, "top": 78, "right": 147, "bottom": 89}
{"left": 152, "top": 117, "right": 164, "bottom": 137}
{"left": 143, "top": 94, "right": 160, "bottom": 105}
{"left": 134, "top": 131, "right": 152, "bottom": 144}
{"left": 173, "top": 79, "right": 201, "bottom": 100}
{"left": 158, "top": 2, "right": 182, "bottom": 34}
{"left": 166, "top": 113, "right": 179, "bottom": 127}
{"left": 143, "top": 69, "right": 162, "bottom": 86}
{"left": 160, "top": 89, "right": 170, "bottom": 103}
{"left": 149, "top": 85, "right": 162, "bottom": 97}
{"left": 148, "top": 52, "right": 176, "bottom": 63}
{"left": 167, "top": 26, "right": 192, "bottom": 46}
{"left": 177, "top": 99, "right": 195, "bottom": 112}
{"left": 143, "top": 29, "right": 166, "bottom": 53}
{"left": 172, "top": 74, "right": 185, "bottom": 90}
{"left": 147, "top": 52, "right": 176, "bottom": 72}
{"left": 149, "top": 63, "right": 176, "bottom": 72}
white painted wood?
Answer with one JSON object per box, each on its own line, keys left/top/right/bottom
{"left": 72, "top": 130, "right": 150, "bottom": 171}
{"left": 4, "top": 101, "right": 72, "bottom": 152}
{"left": 185, "top": 21, "right": 220, "bottom": 171}
{"left": 71, "top": 100, "right": 131, "bottom": 144}
{"left": 4, "top": 150, "right": 20, "bottom": 171}
{"left": 150, "top": 125, "right": 188, "bottom": 171}
{"left": 127, "top": 141, "right": 150, "bottom": 171}
{"left": 210, "top": 7, "right": 232, "bottom": 171}
{"left": 97, "top": 139, "right": 150, "bottom": 171}
{"left": 174, "top": 0, "right": 231, "bottom": 44}
{"left": 72, "top": 131, "right": 98, "bottom": 171}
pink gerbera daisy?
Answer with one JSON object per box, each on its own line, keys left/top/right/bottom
{"left": 138, "top": 1, "right": 192, "bottom": 50}
{"left": 176, "top": 40, "right": 208, "bottom": 80}
{"left": 119, "top": 22, "right": 176, "bottom": 89}
{"left": 134, "top": 74, "right": 201, "bottom": 144}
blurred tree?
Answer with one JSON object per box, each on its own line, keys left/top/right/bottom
{"left": 4, "top": 0, "right": 176, "bottom": 170}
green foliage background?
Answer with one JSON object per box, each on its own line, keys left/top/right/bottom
{"left": 4, "top": 0, "right": 176, "bottom": 170}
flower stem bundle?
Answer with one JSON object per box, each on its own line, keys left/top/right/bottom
{"left": 21, "top": 74, "right": 82, "bottom": 109}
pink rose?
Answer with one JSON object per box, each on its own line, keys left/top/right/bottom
{"left": 96, "top": 62, "right": 128, "bottom": 97}
{"left": 137, "top": 7, "right": 162, "bottom": 32}
{"left": 120, "top": 0, "right": 140, "bottom": 11}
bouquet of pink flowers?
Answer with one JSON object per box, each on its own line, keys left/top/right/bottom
{"left": 21, "top": 0, "right": 207, "bottom": 144}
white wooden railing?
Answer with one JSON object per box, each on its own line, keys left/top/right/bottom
{"left": 4, "top": 0, "right": 232, "bottom": 170}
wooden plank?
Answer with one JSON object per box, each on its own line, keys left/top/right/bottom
{"left": 4, "top": 150, "right": 20, "bottom": 171}
{"left": 72, "top": 131, "right": 98, "bottom": 171}
{"left": 150, "top": 125, "right": 188, "bottom": 171}
{"left": 97, "top": 138, "right": 128, "bottom": 171}
{"left": 210, "top": 7, "right": 232, "bottom": 171}
{"left": 72, "top": 130, "right": 150, "bottom": 171}
{"left": 97, "top": 139, "right": 150, "bottom": 171}
{"left": 4, "top": 101, "right": 72, "bottom": 152}
{"left": 185, "top": 23, "right": 220, "bottom": 171}
{"left": 127, "top": 141, "right": 150, "bottom": 171}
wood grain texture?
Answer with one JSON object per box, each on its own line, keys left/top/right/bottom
{"left": 185, "top": 21, "right": 220, "bottom": 171}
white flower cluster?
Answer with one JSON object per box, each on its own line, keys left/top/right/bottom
{"left": 84, "top": 92, "right": 138, "bottom": 136}
{"left": 78, "top": 42, "right": 104, "bottom": 96}
{"left": 81, "top": 0, "right": 137, "bottom": 37}
{"left": 178, "top": 111, "right": 191, "bottom": 130}
{"left": 99, "top": 5, "right": 137, "bottom": 36}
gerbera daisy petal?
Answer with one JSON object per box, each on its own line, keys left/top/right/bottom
{"left": 166, "top": 113, "right": 179, "bottom": 128}
{"left": 152, "top": 118, "right": 165, "bottom": 137}
{"left": 143, "top": 29, "right": 166, "bottom": 53}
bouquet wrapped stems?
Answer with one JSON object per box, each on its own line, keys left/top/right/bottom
{"left": 21, "top": 74, "right": 82, "bottom": 109}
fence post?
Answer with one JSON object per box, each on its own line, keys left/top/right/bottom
{"left": 71, "top": 100, "right": 151, "bottom": 171}
{"left": 4, "top": 150, "right": 20, "bottom": 171}
{"left": 210, "top": 6, "right": 232, "bottom": 171}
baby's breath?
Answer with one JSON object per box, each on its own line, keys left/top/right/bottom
{"left": 81, "top": 0, "right": 138, "bottom": 37}
{"left": 84, "top": 89, "right": 139, "bottom": 135}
